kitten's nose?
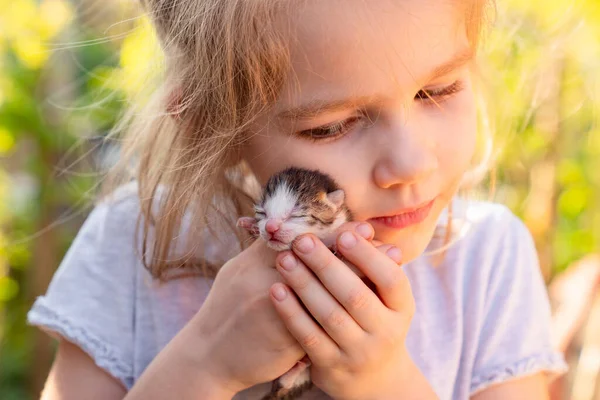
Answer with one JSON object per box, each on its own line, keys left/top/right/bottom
{"left": 265, "top": 219, "right": 281, "bottom": 234}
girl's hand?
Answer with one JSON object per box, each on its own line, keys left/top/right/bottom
{"left": 270, "top": 222, "right": 418, "bottom": 400}
{"left": 187, "top": 238, "right": 304, "bottom": 395}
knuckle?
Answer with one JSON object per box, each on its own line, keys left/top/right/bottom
{"left": 405, "top": 297, "right": 416, "bottom": 318}
{"left": 292, "top": 274, "right": 311, "bottom": 291}
{"left": 345, "top": 287, "right": 371, "bottom": 311}
{"left": 314, "top": 252, "right": 337, "bottom": 274}
{"left": 348, "top": 348, "right": 371, "bottom": 369}
{"left": 376, "top": 244, "right": 393, "bottom": 253}
{"left": 301, "top": 332, "right": 321, "bottom": 349}
{"left": 384, "top": 268, "right": 407, "bottom": 291}
{"left": 378, "top": 323, "right": 400, "bottom": 347}
{"left": 282, "top": 308, "right": 300, "bottom": 324}
{"left": 324, "top": 309, "right": 348, "bottom": 329}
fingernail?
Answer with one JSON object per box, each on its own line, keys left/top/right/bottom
{"left": 280, "top": 254, "right": 297, "bottom": 271}
{"left": 272, "top": 284, "right": 287, "bottom": 301}
{"left": 295, "top": 236, "right": 314, "bottom": 253}
{"left": 386, "top": 246, "right": 402, "bottom": 263}
{"left": 356, "top": 223, "right": 372, "bottom": 239}
{"left": 339, "top": 231, "right": 357, "bottom": 248}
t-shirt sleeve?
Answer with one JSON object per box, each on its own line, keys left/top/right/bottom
{"left": 469, "top": 210, "right": 568, "bottom": 395}
{"left": 27, "top": 195, "right": 139, "bottom": 389}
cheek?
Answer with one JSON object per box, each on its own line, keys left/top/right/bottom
{"left": 245, "top": 117, "right": 351, "bottom": 185}
{"left": 243, "top": 133, "right": 321, "bottom": 185}
{"left": 242, "top": 137, "right": 283, "bottom": 185}
{"left": 433, "top": 94, "right": 477, "bottom": 177}
{"left": 244, "top": 113, "right": 313, "bottom": 182}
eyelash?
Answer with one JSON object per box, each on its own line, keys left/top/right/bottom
{"left": 298, "top": 115, "right": 365, "bottom": 142}
{"left": 415, "top": 80, "right": 464, "bottom": 104}
{"left": 297, "top": 80, "right": 465, "bottom": 141}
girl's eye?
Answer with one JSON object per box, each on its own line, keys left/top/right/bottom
{"left": 415, "top": 80, "right": 464, "bottom": 106}
{"left": 296, "top": 115, "right": 364, "bottom": 141}
{"left": 294, "top": 81, "right": 463, "bottom": 141}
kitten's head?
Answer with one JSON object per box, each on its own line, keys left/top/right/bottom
{"left": 253, "top": 168, "right": 352, "bottom": 251}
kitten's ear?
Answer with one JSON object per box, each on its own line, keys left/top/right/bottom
{"left": 237, "top": 217, "right": 259, "bottom": 236}
{"left": 325, "top": 190, "right": 345, "bottom": 209}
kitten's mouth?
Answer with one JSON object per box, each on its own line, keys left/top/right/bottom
{"left": 267, "top": 238, "right": 292, "bottom": 251}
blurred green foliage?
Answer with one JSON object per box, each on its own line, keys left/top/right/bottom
{"left": 0, "top": 0, "right": 598, "bottom": 398}
{"left": 484, "top": 0, "right": 600, "bottom": 274}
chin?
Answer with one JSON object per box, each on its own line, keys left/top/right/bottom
{"left": 265, "top": 239, "right": 292, "bottom": 252}
{"left": 373, "top": 204, "right": 444, "bottom": 264}
{"left": 395, "top": 235, "right": 434, "bottom": 264}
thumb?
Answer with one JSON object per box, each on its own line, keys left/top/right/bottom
{"left": 333, "top": 221, "right": 375, "bottom": 241}
{"left": 246, "top": 236, "right": 279, "bottom": 268}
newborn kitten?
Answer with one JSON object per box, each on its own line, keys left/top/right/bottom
{"left": 237, "top": 167, "right": 353, "bottom": 400}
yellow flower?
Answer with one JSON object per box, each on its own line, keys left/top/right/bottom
{"left": 119, "top": 18, "right": 163, "bottom": 98}
{"left": 0, "top": 128, "right": 15, "bottom": 154}
{"left": 12, "top": 36, "right": 48, "bottom": 70}
{"left": 38, "top": 0, "right": 74, "bottom": 40}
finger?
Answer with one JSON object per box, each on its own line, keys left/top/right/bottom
{"left": 270, "top": 282, "right": 339, "bottom": 366}
{"left": 290, "top": 235, "right": 384, "bottom": 332}
{"left": 375, "top": 243, "right": 403, "bottom": 265}
{"left": 243, "top": 236, "right": 278, "bottom": 269}
{"left": 337, "top": 243, "right": 399, "bottom": 299}
{"left": 275, "top": 251, "right": 365, "bottom": 348}
{"left": 330, "top": 222, "right": 375, "bottom": 254}
{"left": 336, "top": 243, "right": 400, "bottom": 284}
{"left": 333, "top": 221, "right": 375, "bottom": 241}
{"left": 336, "top": 229, "right": 414, "bottom": 314}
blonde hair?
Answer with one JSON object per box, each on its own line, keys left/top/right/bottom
{"left": 102, "top": 0, "right": 496, "bottom": 280}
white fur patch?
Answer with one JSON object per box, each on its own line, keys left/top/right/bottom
{"left": 258, "top": 183, "right": 351, "bottom": 252}
{"left": 264, "top": 182, "right": 298, "bottom": 219}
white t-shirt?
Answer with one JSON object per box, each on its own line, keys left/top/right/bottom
{"left": 27, "top": 182, "right": 567, "bottom": 399}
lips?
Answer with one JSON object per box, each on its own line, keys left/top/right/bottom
{"left": 369, "top": 197, "right": 436, "bottom": 230}
{"left": 267, "top": 238, "right": 292, "bottom": 251}
{"left": 265, "top": 231, "right": 294, "bottom": 250}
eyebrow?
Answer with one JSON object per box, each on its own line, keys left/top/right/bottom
{"left": 427, "top": 48, "right": 475, "bottom": 82}
{"left": 276, "top": 48, "right": 475, "bottom": 121}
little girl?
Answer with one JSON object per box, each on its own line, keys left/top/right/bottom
{"left": 28, "top": 0, "right": 568, "bottom": 399}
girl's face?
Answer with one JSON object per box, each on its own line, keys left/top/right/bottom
{"left": 243, "top": 0, "right": 477, "bottom": 263}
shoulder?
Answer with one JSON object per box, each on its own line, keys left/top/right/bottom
{"left": 459, "top": 198, "right": 529, "bottom": 245}
{"left": 452, "top": 201, "right": 568, "bottom": 394}
{"left": 93, "top": 181, "right": 149, "bottom": 225}
{"left": 449, "top": 198, "right": 540, "bottom": 294}
{"left": 409, "top": 198, "right": 541, "bottom": 302}
{"left": 27, "top": 182, "right": 204, "bottom": 390}
{"left": 439, "top": 198, "right": 536, "bottom": 270}
{"left": 93, "top": 181, "right": 143, "bottom": 231}
{"left": 26, "top": 182, "right": 148, "bottom": 389}
{"left": 418, "top": 198, "right": 545, "bottom": 324}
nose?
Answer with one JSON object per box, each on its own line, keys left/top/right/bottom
{"left": 265, "top": 219, "right": 281, "bottom": 234}
{"left": 373, "top": 118, "right": 438, "bottom": 188}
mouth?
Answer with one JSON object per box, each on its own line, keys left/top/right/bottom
{"left": 267, "top": 238, "right": 292, "bottom": 251}
{"left": 369, "top": 197, "right": 437, "bottom": 230}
